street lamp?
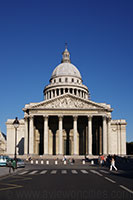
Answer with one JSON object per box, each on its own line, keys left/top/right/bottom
{"left": 13, "top": 117, "right": 19, "bottom": 161}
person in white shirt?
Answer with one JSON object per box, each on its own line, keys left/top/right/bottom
{"left": 110, "top": 157, "right": 117, "bottom": 171}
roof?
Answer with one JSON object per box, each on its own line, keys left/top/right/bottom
{"left": 51, "top": 62, "right": 82, "bottom": 79}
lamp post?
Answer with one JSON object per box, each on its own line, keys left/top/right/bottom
{"left": 13, "top": 117, "right": 19, "bottom": 162}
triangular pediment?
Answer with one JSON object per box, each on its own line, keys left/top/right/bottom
{"left": 24, "top": 94, "right": 112, "bottom": 111}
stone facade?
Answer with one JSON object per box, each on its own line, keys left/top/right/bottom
{"left": 0, "top": 130, "right": 7, "bottom": 154}
{"left": 6, "top": 47, "right": 127, "bottom": 156}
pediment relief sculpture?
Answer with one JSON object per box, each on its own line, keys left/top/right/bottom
{"left": 33, "top": 97, "right": 103, "bottom": 110}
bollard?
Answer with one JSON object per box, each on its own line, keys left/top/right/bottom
{"left": 31, "top": 160, "right": 33, "bottom": 164}
{"left": 41, "top": 160, "right": 44, "bottom": 164}
{"left": 82, "top": 160, "right": 85, "bottom": 165}
{"left": 46, "top": 160, "right": 49, "bottom": 165}
{"left": 91, "top": 160, "right": 94, "bottom": 165}
{"left": 64, "top": 160, "right": 66, "bottom": 165}
{"left": 55, "top": 160, "right": 58, "bottom": 165}
{"left": 36, "top": 160, "right": 38, "bottom": 164}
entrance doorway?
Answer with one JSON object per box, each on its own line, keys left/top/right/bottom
{"left": 63, "top": 116, "right": 73, "bottom": 155}
{"left": 64, "top": 138, "right": 71, "bottom": 155}
{"left": 92, "top": 116, "right": 103, "bottom": 155}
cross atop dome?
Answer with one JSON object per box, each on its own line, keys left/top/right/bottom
{"left": 61, "top": 43, "right": 71, "bottom": 63}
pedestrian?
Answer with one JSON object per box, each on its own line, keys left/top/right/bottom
{"left": 110, "top": 156, "right": 117, "bottom": 171}
{"left": 98, "top": 156, "right": 101, "bottom": 165}
{"left": 8, "top": 159, "right": 12, "bottom": 174}
{"left": 72, "top": 158, "right": 75, "bottom": 164}
{"left": 100, "top": 155, "right": 105, "bottom": 166}
{"left": 62, "top": 155, "right": 66, "bottom": 162}
{"left": 12, "top": 159, "right": 16, "bottom": 172}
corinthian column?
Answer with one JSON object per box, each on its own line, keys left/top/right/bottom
{"left": 58, "top": 115, "right": 63, "bottom": 154}
{"left": 88, "top": 115, "right": 92, "bottom": 155}
{"left": 44, "top": 115, "right": 49, "bottom": 155}
{"left": 73, "top": 116, "right": 78, "bottom": 155}
{"left": 107, "top": 117, "right": 111, "bottom": 154}
{"left": 103, "top": 116, "right": 107, "bottom": 155}
{"left": 29, "top": 115, "right": 34, "bottom": 155}
{"left": 24, "top": 116, "right": 28, "bottom": 155}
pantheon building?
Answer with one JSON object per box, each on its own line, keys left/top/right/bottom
{"left": 6, "top": 47, "right": 127, "bottom": 156}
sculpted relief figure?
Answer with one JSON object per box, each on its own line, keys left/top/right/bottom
{"left": 43, "top": 97, "right": 97, "bottom": 109}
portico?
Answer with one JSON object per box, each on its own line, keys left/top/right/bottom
{"left": 24, "top": 109, "right": 112, "bottom": 156}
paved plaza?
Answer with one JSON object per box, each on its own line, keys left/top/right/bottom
{"left": 0, "top": 160, "right": 133, "bottom": 200}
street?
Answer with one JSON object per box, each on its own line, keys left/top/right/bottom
{"left": 0, "top": 163, "right": 133, "bottom": 200}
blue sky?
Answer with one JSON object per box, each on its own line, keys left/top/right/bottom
{"left": 0, "top": 0, "right": 133, "bottom": 142}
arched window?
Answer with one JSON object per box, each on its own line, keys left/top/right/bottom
{"left": 59, "top": 78, "right": 61, "bottom": 82}
{"left": 65, "top": 78, "right": 68, "bottom": 82}
{"left": 72, "top": 78, "right": 74, "bottom": 82}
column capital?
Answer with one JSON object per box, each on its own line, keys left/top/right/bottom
{"left": 29, "top": 115, "right": 34, "bottom": 119}
{"left": 88, "top": 115, "right": 92, "bottom": 120}
{"left": 102, "top": 115, "right": 107, "bottom": 120}
{"left": 73, "top": 115, "right": 78, "bottom": 120}
{"left": 43, "top": 115, "right": 49, "bottom": 119}
{"left": 107, "top": 116, "right": 112, "bottom": 122}
{"left": 24, "top": 115, "right": 29, "bottom": 120}
{"left": 58, "top": 115, "right": 63, "bottom": 120}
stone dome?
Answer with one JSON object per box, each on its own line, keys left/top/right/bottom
{"left": 51, "top": 62, "right": 82, "bottom": 79}
{"left": 44, "top": 46, "right": 90, "bottom": 101}
{"left": 51, "top": 47, "right": 82, "bottom": 80}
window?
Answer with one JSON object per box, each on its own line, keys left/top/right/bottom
{"left": 59, "top": 78, "right": 61, "bottom": 82}
{"left": 72, "top": 78, "right": 74, "bottom": 82}
{"left": 65, "top": 78, "right": 68, "bottom": 82}
{"left": 65, "top": 88, "right": 68, "bottom": 93}
{"left": 54, "top": 79, "right": 56, "bottom": 83}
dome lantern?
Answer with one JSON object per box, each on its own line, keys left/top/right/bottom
{"left": 61, "top": 44, "right": 71, "bottom": 63}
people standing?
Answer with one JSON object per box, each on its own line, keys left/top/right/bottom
{"left": 12, "top": 159, "right": 16, "bottom": 172}
{"left": 8, "top": 159, "right": 12, "bottom": 174}
{"left": 62, "top": 155, "right": 66, "bottom": 162}
{"left": 110, "top": 156, "right": 117, "bottom": 171}
{"left": 100, "top": 155, "right": 105, "bottom": 166}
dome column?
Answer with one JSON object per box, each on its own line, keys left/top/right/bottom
{"left": 55, "top": 89, "right": 57, "bottom": 97}
{"left": 51, "top": 90, "right": 53, "bottom": 98}
{"left": 48, "top": 91, "right": 50, "bottom": 99}
{"left": 59, "top": 88, "right": 61, "bottom": 96}
{"left": 72, "top": 89, "right": 74, "bottom": 95}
